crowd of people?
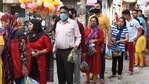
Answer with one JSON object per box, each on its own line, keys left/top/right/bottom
{"left": 0, "top": 1, "right": 149, "bottom": 84}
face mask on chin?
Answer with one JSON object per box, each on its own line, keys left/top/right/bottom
{"left": 60, "top": 13, "right": 68, "bottom": 21}
{"left": 94, "top": 9, "right": 101, "bottom": 14}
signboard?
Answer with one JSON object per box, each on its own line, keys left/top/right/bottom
{"left": 3, "top": 0, "right": 19, "bottom": 3}
{"left": 123, "top": 0, "right": 136, "bottom": 3}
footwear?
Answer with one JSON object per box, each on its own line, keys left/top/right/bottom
{"left": 84, "top": 80, "right": 90, "bottom": 84}
{"left": 128, "top": 71, "right": 133, "bottom": 75}
{"left": 108, "top": 75, "right": 116, "bottom": 78}
{"left": 100, "top": 79, "right": 105, "bottom": 84}
{"left": 117, "top": 75, "right": 122, "bottom": 79}
{"left": 135, "top": 65, "right": 138, "bottom": 67}
{"left": 90, "top": 81, "right": 96, "bottom": 84}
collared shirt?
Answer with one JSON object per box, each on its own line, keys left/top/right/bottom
{"left": 55, "top": 18, "right": 81, "bottom": 49}
{"left": 88, "top": 14, "right": 110, "bottom": 43}
{"left": 126, "top": 19, "right": 140, "bottom": 42}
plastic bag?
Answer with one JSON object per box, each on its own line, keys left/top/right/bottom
{"left": 67, "top": 49, "right": 77, "bottom": 63}
{"left": 88, "top": 43, "right": 96, "bottom": 56}
{"left": 80, "top": 60, "right": 89, "bottom": 71}
{"left": 105, "top": 49, "right": 112, "bottom": 60}
{"left": 21, "top": 76, "right": 39, "bottom": 84}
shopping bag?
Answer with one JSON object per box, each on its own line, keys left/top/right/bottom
{"left": 105, "top": 49, "right": 112, "bottom": 60}
{"left": 21, "top": 76, "right": 39, "bottom": 84}
{"left": 67, "top": 49, "right": 77, "bottom": 63}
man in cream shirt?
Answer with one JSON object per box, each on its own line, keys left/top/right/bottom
{"left": 54, "top": 6, "right": 81, "bottom": 84}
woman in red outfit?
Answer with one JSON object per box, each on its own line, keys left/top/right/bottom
{"left": 85, "top": 16, "right": 104, "bottom": 83}
{"left": 28, "top": 19, "right": 52, "bottom": 84}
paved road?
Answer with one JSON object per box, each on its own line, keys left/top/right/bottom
{"left": 48, "top": 55, "right": 149, "bottom": 84}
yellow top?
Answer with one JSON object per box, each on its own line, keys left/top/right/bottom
{"left": 88, "top": 13, "right": 110, "bottom": 43}
{"left": 0, "top": 36, "right": 4, "bottom": 65}
{"left": 135, "top": 35, "right": 146, "bottom": 52}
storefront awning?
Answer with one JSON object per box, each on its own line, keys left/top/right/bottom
{"left": 123, "top": 0, "right": 136, "bottom": 3}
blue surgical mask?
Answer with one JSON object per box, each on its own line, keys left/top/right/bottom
{"left": 60, "top": 13, "right": 68, "bottom": 20}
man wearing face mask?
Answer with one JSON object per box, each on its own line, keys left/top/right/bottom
{"left": 54, "top": 6, "right": 81, "bottom": 84}
{"left": 69, "top": 8, "right": 86, "bottom": 84}
{"left": 88, "top": 2, "right": 111, "bottom": 83}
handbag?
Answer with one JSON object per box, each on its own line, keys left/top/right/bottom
{"left": 112, "top": 44, "right": 122, "bottom": 57}
{"left": 67, "top": 49, "right": 77, "bottom": 63}
{"left": 88, "top": 43, "right": 96, "bottom": 56}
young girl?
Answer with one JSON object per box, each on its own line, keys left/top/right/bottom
{"left": 135, "top": 28, "right": 147, "bottom": 67}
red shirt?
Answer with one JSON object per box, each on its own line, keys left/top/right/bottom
{"left": 77, "top": 21, "right": 86, "bottom": 53}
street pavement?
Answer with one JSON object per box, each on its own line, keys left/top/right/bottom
{"left": 47, "top": 55, "right": 149, "bottom": 84}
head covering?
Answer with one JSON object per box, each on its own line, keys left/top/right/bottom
{"left": 0, "top": 13, "right": 18, "bottom": 45}
{"left": 0, "top": 13, "right": 17, "bottom": 28}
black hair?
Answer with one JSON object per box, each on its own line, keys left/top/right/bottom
{"left": 119, "top": 17, "right": 126, "bottom": 26}
{"left": 94, "top": 2, "right": 102, "bottom": 8}
{"left": 132, "top": 9, "right": 138, "bottom": 13}
{"left": 52, "top": 15, "right": 57, "bottom": 20}
{"left": 122, "top": 9, "right": 130, "bottom": 15}
{"left": 69, "top": 8, "right": 77, "bottom": 17}
{"left": 29, "top": 19, "right": 43, "bottom": 34}
{"left": 90, "top": 16, "right": 99, "bottom": 25}
{"left": 137, "top": 9, "right": 142, "bottom": 13}
{"left": 141, "top": 29, "right": 145, "bottom": 35}
{"left": 60, "top": 6, "right": 69, "bottom": 12}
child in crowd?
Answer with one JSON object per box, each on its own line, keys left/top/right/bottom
{"left": 135, "top": 28, "right": 147, "bottom": 67}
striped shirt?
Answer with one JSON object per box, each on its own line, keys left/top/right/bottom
{"left": 111, "top": 26, "right": 128, "bottom": 51}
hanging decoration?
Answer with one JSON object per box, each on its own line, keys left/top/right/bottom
{"left": 19, "top": 0, "right": 63, "bottom": 15}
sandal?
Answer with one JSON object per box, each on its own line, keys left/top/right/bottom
{"left": 100, "top": 79, "right": 105, "bottom": 84}
{"left": 90, "top": 81, "right": 96, "bottom": 84}
{"left": 117, "top": 75, "right": 122, "bottom": 80}
{"left": 84, "top": 80, "right": 90, "bottom": 84}
{"left": 108, "top": 75, "right": 116, "bottom": 78}
{"left": 128, "top": 71, "right": 133, "bottom": 75}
